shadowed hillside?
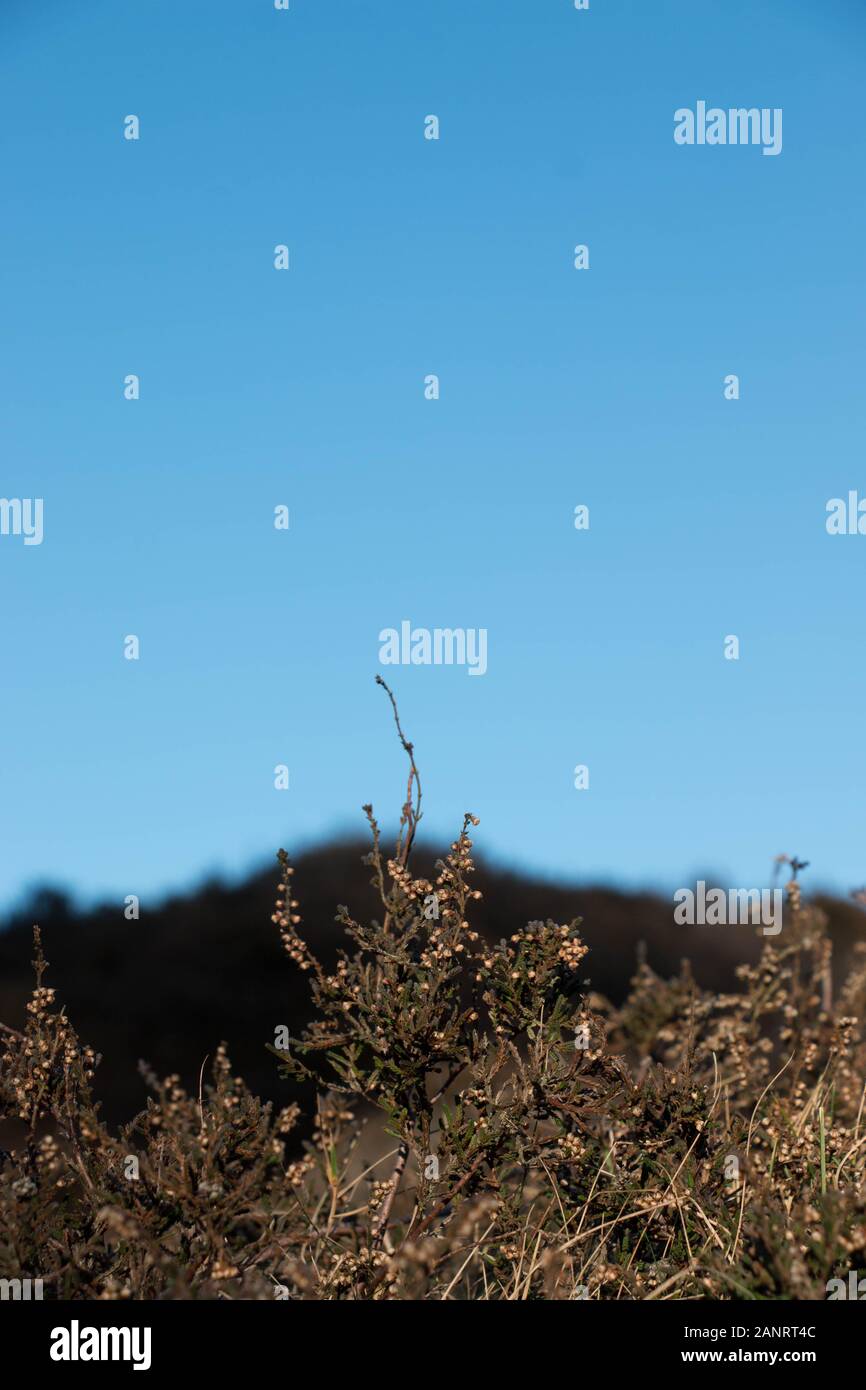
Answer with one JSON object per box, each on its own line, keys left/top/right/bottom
{"left": 1, "top": 841, "right": 863, "bottom": 1124}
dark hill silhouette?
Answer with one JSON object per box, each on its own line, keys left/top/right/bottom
{"left": 1, "top": 841, "right": 862, "bottom": 1124}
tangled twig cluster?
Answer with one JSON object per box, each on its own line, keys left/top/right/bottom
{"left": 2, "top": 688, "right": 866, "bottom": 1300}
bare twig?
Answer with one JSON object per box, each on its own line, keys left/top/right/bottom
{"left": 372, "top": 1140, "right": 409, "bottom": 1248}
{"left": 375, "top": 675, "right": 422, "bottom": 867}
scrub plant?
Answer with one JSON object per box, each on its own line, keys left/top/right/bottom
{"left": 2, "top": 683, "right": 866, "bottom": 1300}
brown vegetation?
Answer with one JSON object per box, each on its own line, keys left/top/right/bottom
{"left": 2, "top": 686, "right": 865, "bottom": 1300}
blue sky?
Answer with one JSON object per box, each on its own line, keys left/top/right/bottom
{"left": 2, "top": 0, "right": 865, "bottom": 913}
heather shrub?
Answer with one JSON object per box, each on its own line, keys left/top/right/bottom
{"left": 2, "top": 683, "right": 866, "bottom": 1300}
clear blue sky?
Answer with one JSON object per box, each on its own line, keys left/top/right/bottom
{"left": 2, "top": 0, "right": 865, "bottom": 913}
